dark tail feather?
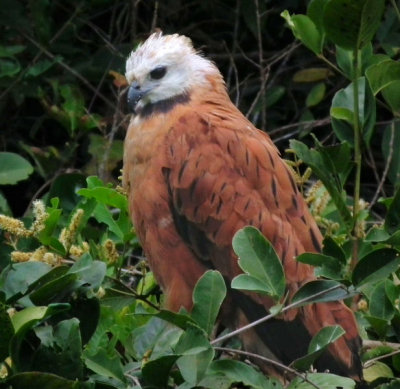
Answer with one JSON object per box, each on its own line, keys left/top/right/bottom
{"left": 226, "top": 290, "right": 362, "bottom": 380}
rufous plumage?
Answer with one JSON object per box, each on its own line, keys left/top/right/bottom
{"left": 123, "top": 32, "right": 362, "bottom": 380}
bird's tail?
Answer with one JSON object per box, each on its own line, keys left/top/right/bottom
{"left": 226, "top": 290, "right": 362, "bottom": 381}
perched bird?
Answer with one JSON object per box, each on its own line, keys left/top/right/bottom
{"left": 123, "top": 32, "right": 362, "bottom": 380}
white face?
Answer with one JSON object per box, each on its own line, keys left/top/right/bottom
{"left": 125, "top": 33, "right": 218, "bottom": 112}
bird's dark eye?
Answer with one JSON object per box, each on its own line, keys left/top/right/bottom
{"left": 150, "top": 66, "right": 167, "bottom": 80}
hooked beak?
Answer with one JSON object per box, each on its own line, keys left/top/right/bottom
{"left": 127, "top": 81, "right": 145, "bottom": 113}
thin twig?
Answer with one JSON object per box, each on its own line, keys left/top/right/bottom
{"left": 214, "top": 347, "right": 321, "bottom": 389}
{"left": 368, "top": 121, "right": 395, "bottom": 208}
{"left": 0, "top": 6, "right": 81, "bottom": 101}
{"left": 107, "top": 277, "right": 160, "bottom": 310}
{"left": 20, "top": 31, "right": 116, "bottom": 110}
{"left": 364, "top": 349, "right": 400, "bottom": 368}
{"left": 254, "top": 0, "right": 267, "bottom": 130}
{"left": 363, "top": 339, "right": 400, "bottom": 349}
{"left": 151, "top": 1, "right": 159, "bottom": 32}
{"left": 211, "top": 284, "right": 343, "bottom": 345}
{"left": 269, "top": 118, "right": 330, "bottom": 137}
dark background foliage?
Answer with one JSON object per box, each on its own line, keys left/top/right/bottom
{"left": 3, "top": 0, "right": 392, "bottom": 217}
{"left": 2, "top": 1, "right": 400, "bottom": 387}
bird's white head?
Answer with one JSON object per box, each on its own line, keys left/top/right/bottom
{"left": 125, "top": 32, "right": 220, "bottom": 115}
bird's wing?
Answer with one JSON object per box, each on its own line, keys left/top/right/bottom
{"left": 163, "top": 109, "right": 320, "bottom": 290}
{"left": 161, "top": 108, "right": 361, "bottom": 379}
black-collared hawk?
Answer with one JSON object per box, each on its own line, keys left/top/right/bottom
{"left": 123, "top": 32, "right": 362, "bottom": 380}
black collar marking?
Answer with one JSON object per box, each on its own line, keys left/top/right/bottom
{"left": 139, "top": 92, "right": 190, "bottom": 118}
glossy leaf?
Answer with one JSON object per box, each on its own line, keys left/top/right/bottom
{"left": 287, "top": 372, "right": 355, "bottom": 388}
{"left": 322, "top": 236, "right": 346, "bottom": 263}
{"left": 369, "top": 281, "right": 395, "bottom": 321}
{"left": 0, "top": 152, "right": 33, "bottom": 185}
{"left": 323, "top": 0, "right": 385, "bottom": 50}
{"left": 0, "top": 262, "right": 51, "bottom": 302}
{"left": 330, "top": 77, "right": 376, "bottom": 146}
{"left": 191, "top": 270, "right": 226, "bottom": 336}
{"left": 281, "top": 11, "right": 323, "bottom": 54}
{"left": 364, "top": 361, "right": 394, "bottom": 383}
{"left": 175, "top": 323, "right": 214, "bottom": 385}
{"left": 232, "top": 226, "right": 285, "bottom": 299}
{"left": 296, "top": 253, "right": 343, "bottom": 279}
{"left": 290, "top": 139, "right": 352, "bottom": 229}
{"left": 352, "top": 248, "right": 400, "bottom": 287}
{"left": 33, "top": 318, "right": 84, "bottom": 380}
{"left": 11, "top": 304, "right": 70, "bottom": 333}
{"left": 209, "top": 359, "right": 279, "bottom": 389}
{"left": 292, "top": 280, "right": 355, "bottom": 306}
{"left": 307, "top": 0, "right": 330, "bottom": 32}
{"left": 366, "top": 59, "right": 400, "bottom": 115}
{"left": 84, "top": 347, "right": 126, "bottom": 383}
{"left": 306, "top": 83, "right": 326, "bottom": 107}
{"left": 142, "top": 355, "right": 179, "bottom": 387}
{"left": 292, "top": 325, "right": 345, "bottom": 371}
{"left": 2, "top": 372, "right": 94, "bottom": 389}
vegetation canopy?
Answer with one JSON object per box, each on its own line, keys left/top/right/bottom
{"left": 1, "top": 0, "right": 400, "bottom": 387}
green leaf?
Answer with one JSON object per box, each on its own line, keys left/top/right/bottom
{"left": 292, "top": 325, "right": 345, "bottom": 371}
{"left": 364, "top": 315, "right": 389, "bottom": 338}
{"left": 287, "top": 372, "right": 355, "bottom": 388}
{"left": 364, "top": 361, "right": 394, "bottom": 383}
{"left": 289, "top": 139, "right": 352, "bottom": 229}
{"left": 323, "top": 0, "right": 385, "bottom": 50}
{"left": 2, "top": 372, "right": 95, "bottom": 389}
{"left": 352, "top": 248, "right": 400, "bottom": 287}
{"left": 296, "top": 253, "right": 343, "bottom": 279}
{"left": 366, "top": 59, "right": 400, "bottom": 94}
{"left": 175, "top": 323, "right": 214, "bottom": 385}
{"left": 336, "top": 43, "right": 373, "bottom": 80}
{"left": 154, "top": 309, "right": 196, "bottom": 330}
{"left": 292, "top": 280, "right": 355, "bottom": 306}
{"left": 78, "top": 187, "right": 128, "bottom": 211}
{"left": 265, "top": 86, "right": 285, "bottom": 108}
{"left": 84, "top": 347, "right": 126, "bottom": 383}
{"left": 142, "top": 355, "right": 179, "bottom": 387}
{"left": 322, "top": 236, "right": 346, "bottom": 263}
{"left": 132, "top": 317, "right": 183, "bottom": 360}
{"left": 281, "top": 11, "right": 323, "bottom": 54}
{"left": 0, "top": 57, "right": 20, "bottom": 77}
{"left": 231, "top": 273, "right": 276, "bottom": 294}
{"left": 60, "top": 85, "right": 85, "bottom": 136}
{"left": 209, "top": 359, "right": 281, "bottom": 389}
{"left": 0, "top": 45, "right": 26, "bottom": 57}
{"left": 364, "top": 227, "right": 390, "bottom": 242}
{"left": 366, "top": 59, "right": 400, "bottom": 115}
{"left": 33, "top": 318, "right": 84, "bottom": 380}
{"left": 0, "top": 190, "right": 11, "bottom": 215}
{"left": 191, "top": 270, "right": 226, "bottom": 336}
{"left": 293, "top": 68, "right": 332, "bottom": 83}
{"left": 306, "top": 83, "right": 326, "bottom": 107}
{"left": 369, "top": 281, "right": 395, "bottom": 321}
{"left": 29, "top": 273, "right": 78, "bottom": 305}
{"left": 25, "top": 58, "right": 57, "bottom": 77}
{"left": 0, "top": 261, "right": 51, "bottom": 302}
{"left": 330, "top": 77, "right": 376, "bottom": 146}
{"left": 0, "top": 152, "right": 33, "bottom": 185}
{"left": 0, "top": 301, "right": 14, "bottom": 362}
{"left": 232, "top": 226, "right": 285, "bottom": 299}
{"left": 307, "top": 0, "right": 330, "bottom": 32}
{"left": 11, "top": 304, "right": 70, "bottom": 333}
